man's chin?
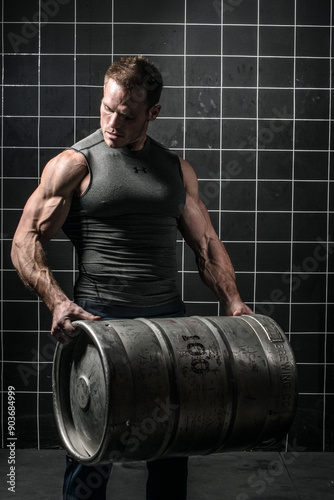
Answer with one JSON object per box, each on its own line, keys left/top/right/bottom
{"left": 103, "top": 134, "right": 123, "bottom": 148}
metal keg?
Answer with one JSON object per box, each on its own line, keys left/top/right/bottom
{"left": 52, "top": 314, "right": 297, "bottom": 465}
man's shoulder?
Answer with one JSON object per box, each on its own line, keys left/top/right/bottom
{"left": 70, "top": 129, "right": 105, "bottom": 152}
{"left": 40, "top": 149, "right": 89, "bottom": 197}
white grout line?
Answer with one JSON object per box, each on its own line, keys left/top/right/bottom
{"left": 180, "top": 0, "right": 187, "bottom": 303}
{"left": 322, "top": 0, "right": 333, "bottom": 453}
{"left": 36, "top": 0, "right": 42, "bottom": 451}
{"left": 217, "top": 0, "right": 224, "bottom": 317}
{"left": 252, "top": 0, "right": 260, "bottom": 312}
{"left": 72, "top": 0, "right": 77, "bottom": 292}
{"left": 287, "top": 0, "right": 298, "bottom": 342}
{"left": 1, "top": 0, "right": 5, "bottom": 450}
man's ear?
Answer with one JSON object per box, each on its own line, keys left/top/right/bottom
{"left": 148, "top": 104, "right": 161, "bottom": 121}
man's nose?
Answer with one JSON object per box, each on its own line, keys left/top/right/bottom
{"left": 109, "top": 112, "right": 120, "bottom": 128}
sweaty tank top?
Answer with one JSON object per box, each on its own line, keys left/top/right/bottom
{"left": 62, "top": 129, "right": 186, "bottom": 306}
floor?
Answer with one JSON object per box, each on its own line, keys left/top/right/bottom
{"left": 0, "top": 449, "right": 333, "bottom": 499}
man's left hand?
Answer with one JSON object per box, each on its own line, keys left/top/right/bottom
{"left": 224, "top": 299, "right": 254, "bottom": 317}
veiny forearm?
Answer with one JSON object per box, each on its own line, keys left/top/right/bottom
{"left": 195, "top": 236, "right": 241, "bottom": 309}
{"left": 178, "top": 158, "right": 252, "bottom": 316}
{"left": 11, "top": 234, "right": 68, "bottom": 312}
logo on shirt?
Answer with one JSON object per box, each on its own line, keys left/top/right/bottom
{"left": 133, "top": 167, "right": 147, "bottom": 174}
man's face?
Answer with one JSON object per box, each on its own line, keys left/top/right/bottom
{"left": 100, "top": 78, "right": 160, "bottom": 150}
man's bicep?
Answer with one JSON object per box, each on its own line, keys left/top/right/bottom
{"left": 178, "top": 195, "right": 213, "bottom": 251}
{"left": 178, "top": 156, "right": 219, "bottom": 250}
{"left": 14, "top": 187, "right": 71, "bottom": 244}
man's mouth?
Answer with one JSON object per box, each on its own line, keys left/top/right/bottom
{"left": 106, "top": 130, "right": 122, "bottom": 139}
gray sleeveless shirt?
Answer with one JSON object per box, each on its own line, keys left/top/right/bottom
{"left": 62, "top": 129, "right": 186, "bottom": 306}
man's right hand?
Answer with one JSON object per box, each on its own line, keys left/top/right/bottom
{"left": 51, "top": 300, "right": 101, "bottom": 345}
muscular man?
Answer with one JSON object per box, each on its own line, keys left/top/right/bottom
{"left": 11, "top": 56, "right": 252, "bottom": 500}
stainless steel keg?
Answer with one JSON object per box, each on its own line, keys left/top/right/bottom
{"left": 52, "top": 314, "right": 297, "bottom": 465}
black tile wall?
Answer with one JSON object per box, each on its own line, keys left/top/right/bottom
{"left": 1, "top": 0, "right": 333, "bottom": 454}
{"left": 259, "top": 0, "right": 295, "bottom": 24}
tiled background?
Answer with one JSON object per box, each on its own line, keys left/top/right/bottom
{"left": 1, "top": 0, "right": 333, "bottom": 451}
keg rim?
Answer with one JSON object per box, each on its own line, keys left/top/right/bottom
{"left": 52, "top": 321, "right": 111, "bottom": 463}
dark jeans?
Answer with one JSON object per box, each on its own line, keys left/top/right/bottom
{"left": 63, "top": 298, "right": 188, "bottom": 500}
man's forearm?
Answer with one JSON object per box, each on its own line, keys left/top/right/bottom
{"left": 11, "top": 236, "right": 101, "bottom": 344}
{"left": 11, "top": 237, "right": 69, "bottom": 312}
{"left": 195, "top": 237, "right": 243, "bottom": 311}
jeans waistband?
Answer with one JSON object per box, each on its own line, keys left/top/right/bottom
{"left": 77, "top": 297, "right": 186, "bottom": 320}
